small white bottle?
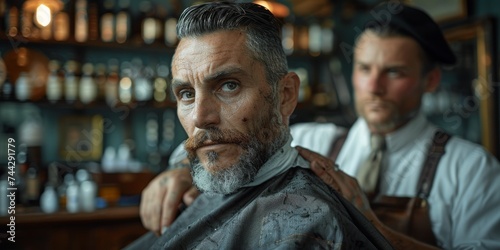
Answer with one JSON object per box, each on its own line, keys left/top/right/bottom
{"left": 40, "top": 185, "right": 59, "bottom": 213}
{"left": 46, "top": 60, "right": 62, "bottom": 103}
{"left": 0, "top": 179, "right": 8, "bottom": 216}
{"left": 66, "top": 174, "right": 80, "bottom": 213}
{"left": 79, "top": 180, "right": 97, "bottom": 212}
{"left": 76, "top": 169, "right": 97, "bottom": 212}
{"left": 79, "top": 63, "right": 97, "bottom": 104}
{"left": 64, "top": 61, "right": 79, "bottom": 103}
{"left": 15, "top": 72, "right": 31, "bottom": 101}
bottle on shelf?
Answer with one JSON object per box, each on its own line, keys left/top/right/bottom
{"left": 7, "top": 1, "right": 19, "bottom": 37}
{"left": 141, "top": 1, "right": 162, "bottom": 45}
{"left": 132, "top": 58, "right": 153, "bottom": 103}
{"left": 153, "top": 63, "right": 171, "bottom": 105}
{"left": 94, "top": 63, "right": 107, "bottom": 102}
{"left": 76, "top": 169, "right": 97, "bottom": 212}
{"left": 46, "top": 60, "right": 63, "bottom": 103}
{"left": 25, "top": 164, "right": 41, "bottom": 206}
{"left": 15, "top": 72, "right": 31, "bottom": 101}
{"left": 40, "top": 163, "right": 59, "bottom": 213}
{"left": 75, "top": 0, "right": 88, "bottom": 42}
{"left": 281, "top": 22, "right": 294, "bottom": 56}
{"left": 64, "top": 60, "right": 79, "bottom": 103}
{"left": 164, "top": 12, "right": 178, "bottom": 47}
{"left": 79, "top": 62, "right": 97, "bottom": 104}
{"left": 88, "top": 0, "right": 99, "bottom": 41}
{"left": 65, "top": 173, "right": 79, "bottom": 213}
{"left": 308, "top": 20, "right": 322, "bottom": 56}
{"left": 20, "top": 2, "right": 34, "bottom": 38}
{"left": 53, "top": 0, "right": 70, "bottom": 41}
{"left": 321, "top": 20, "right": 335, "bottom": 54}
{"left": 115, "top": 0, "right": 131, "bottom": 44}
{"left": 0, "top": 79, "right": 14, "bottom": 101}
{"left": 15, "top": 144, "right": 28, "bottom": 205}
{"left": 118, "top": 61, "right": 133, "bottom": 104}
{"left": 105, "top": 59, "right": 119, "bottom": 106}
{"left": 100, "top": 0, "right": 115, "bottom": 43}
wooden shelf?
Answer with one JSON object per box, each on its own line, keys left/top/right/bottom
{"left": 0, "top": 206, "right": 147, "bottom": 250}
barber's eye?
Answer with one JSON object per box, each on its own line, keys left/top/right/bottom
{"left": 357, "top": 65, "right": 370, "bottom": 72}
{"left": 387, "top": 69, "right": 401, "bottom": 77}
{"left": 221, "top": 82, "right": 239, "bottom": 91}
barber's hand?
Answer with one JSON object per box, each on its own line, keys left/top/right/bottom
{"left": 140, "top": 166, "right": 200, "bottom": 235}
{"left": 296, "top": 146, "right": 376, "bottom": 221}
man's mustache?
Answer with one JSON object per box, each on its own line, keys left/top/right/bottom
{"left": 185, "top": 128, "right": 250, "bottom": 152}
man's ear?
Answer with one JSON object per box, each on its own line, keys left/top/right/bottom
{"left": 424, "top": 67, "right": 441, "bottom": 93}
{"left": 279, "top": 72, "right": 300, "bottom": 123}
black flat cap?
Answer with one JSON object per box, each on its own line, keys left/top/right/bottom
{"left": 364, "top": 2, "right": 457, "bottom": 65}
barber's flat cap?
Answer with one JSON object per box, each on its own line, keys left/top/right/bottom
{"left": 365, "top": 2, "right": 457, "bottom": 65}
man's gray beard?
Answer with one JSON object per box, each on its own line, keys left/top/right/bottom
{"left": 191, "top": 125, "right": 288, "bottom": 195}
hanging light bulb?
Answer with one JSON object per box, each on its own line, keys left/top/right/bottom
{"left": 254, "top": 0, "right": 290, "bottom": 18}
{"left": 35, "top": 4, "right": 51, "bottom": 27}
{"left": 24, "top": 0, "right": 64, "bottom": 28}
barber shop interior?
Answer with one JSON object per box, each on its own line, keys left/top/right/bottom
{"left": 0, "top": 0, "right": 499, "bottom": 249}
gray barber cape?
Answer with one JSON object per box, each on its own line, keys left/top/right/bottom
{"left": 125, "top": 144, "right": 392, "bottom": 249}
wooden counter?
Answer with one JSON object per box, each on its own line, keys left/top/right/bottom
{"left": 0, "top": 206, "right": 148, "bottom": 250}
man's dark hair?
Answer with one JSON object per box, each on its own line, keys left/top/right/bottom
{"left": 359, "top": 26, "right": 438, "bottom": 76}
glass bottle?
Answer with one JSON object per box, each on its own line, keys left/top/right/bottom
{"left": 53, "top": 0, "right": 70, "bottom": 41}
{"left": 100, "top": 0, "right": 115, "bottom": 42}
{"left": 15, "top": 72, "right": 31, "bottom": 101}
{"left": 64, "top": 60, "right": 79, "bottom": 103}
{"left": 46, "top": 60, "right": 62, "bottom": 103}
{"left": 75, "top": 0, "right": 88, "bottom": 42}
{"left": 79, "top": 63, "right": 97, "bottom": 104}
{"left": 115, "top": 0, "right": 131, "bottom": 44}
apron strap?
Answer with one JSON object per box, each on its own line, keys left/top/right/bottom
{"left": 328, "top": 130, "right": 349, "bottom": 162}
{"left": 416, "top": 130, "right": 452, "bottom": 199}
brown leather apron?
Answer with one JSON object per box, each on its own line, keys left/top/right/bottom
{"left": 329, "top": 130, "right": 451, "bottom": 246}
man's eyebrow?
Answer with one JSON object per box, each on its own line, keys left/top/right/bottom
{"left": 204, "top": 67, "right": 246, "bottom": 82}
{"left": 171, "top": 67, "right": 248, "bottom": 90}
{"left": 171, "top": 79, "right": 190, "bottom": 90}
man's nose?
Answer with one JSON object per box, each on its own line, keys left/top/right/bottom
{"left": 366, "top": 72, "right": 386, "bottom": 95}
{"left": 193, "top": 94, "right": 220, "bottom": 129}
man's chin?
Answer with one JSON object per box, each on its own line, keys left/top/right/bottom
{"left": 192, "top": 162, "right": 256, "bottom": 195}
{"left": 363, "top": 114, "right": 398, "bottom": 132}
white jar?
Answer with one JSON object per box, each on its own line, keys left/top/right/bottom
{"left": 40, "top": 185, "right": 59, "bottom": 213}
{"left": 79, "top": 180, "right": 97, "bottom": 212}
{"left": 66, "top": 178, "right": 80, "bottom": 213}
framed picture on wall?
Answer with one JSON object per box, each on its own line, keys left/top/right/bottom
{"left": 59, "top": 115, "right": 104, "bottom": 162}
{"left": 422, "top": 18, "right": 498, "bottom": 158}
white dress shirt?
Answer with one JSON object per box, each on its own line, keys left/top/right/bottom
{"left": 290, "top": 113, "right": 500, "bottom": 249}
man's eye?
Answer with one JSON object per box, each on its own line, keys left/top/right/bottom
{"left": 221, "top": 82, "right": 239, "bottom": 92}
{"left": 387, "top": 69, "right": 401, "bottom": 77}
{"left": 179, "top": 90, "right": 194, "bottom": 100}
{"left": 357, "top": 65, "right": 370, "bottom": 73}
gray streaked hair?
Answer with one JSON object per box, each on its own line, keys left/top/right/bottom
{"left": 176, "top": 1, "right": 288, "bottom": 90}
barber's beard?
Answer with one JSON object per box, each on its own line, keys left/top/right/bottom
{"left": 185, "top": 107, "right": 288, "bottom": 195}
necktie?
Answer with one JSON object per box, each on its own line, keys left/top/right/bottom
{"left": 357, "top": 134, "right": 386, "bottom": 193}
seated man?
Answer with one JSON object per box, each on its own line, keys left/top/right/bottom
{"left": 126, "top": 2, "right": 392, "bottom": 249}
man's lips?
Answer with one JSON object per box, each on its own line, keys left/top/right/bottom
{"left": 365, "top": 100, "right": 387, "bottom": 109}
{"left": 195, "top": 141, "right": 237, "bottom": 151}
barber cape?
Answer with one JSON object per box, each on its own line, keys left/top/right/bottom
{"left": 126, "top": 139, "right": 393, "bottom": 250}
